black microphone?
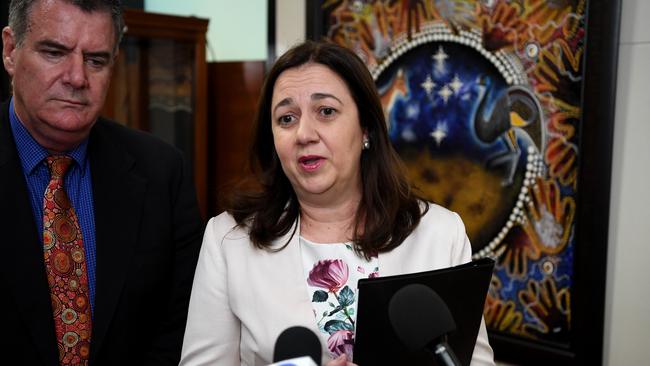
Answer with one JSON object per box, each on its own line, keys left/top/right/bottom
{"left": 272, "top": 326, "right": 322, "bottom": 366}
{"left": 388, "top": 283, "right": 461, "bottom": 366}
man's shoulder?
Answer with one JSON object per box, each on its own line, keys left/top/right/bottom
{"left": 89, "top": 117, "right": 187, "bottom": 179}
{"left": 93, "top": 117, "right": 170, "bottom": 147}
{"left": 91, "top": 117, "right": 182, "bottom": 159}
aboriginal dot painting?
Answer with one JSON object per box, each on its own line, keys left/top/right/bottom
{"left": 318, "top": 0, "right": 586, "bottom": 348}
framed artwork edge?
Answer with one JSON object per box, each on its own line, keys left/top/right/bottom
{"left": 570, "top": 0, "right": 621, "bottom": 365}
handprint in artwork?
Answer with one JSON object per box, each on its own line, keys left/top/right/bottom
{"left": 519, "top": 276, "right": 571, "bottom": 341}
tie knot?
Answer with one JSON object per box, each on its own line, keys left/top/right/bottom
{"left": 46, "top": 155, "right": 73, "bottom": 179}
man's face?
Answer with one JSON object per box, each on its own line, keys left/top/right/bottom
{"left": 2, "top": 0, "right": 116, "bottom": 152}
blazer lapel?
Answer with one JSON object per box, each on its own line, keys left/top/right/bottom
{"left": 269, "top": 219, "right": 326, "bottom": 343}
{"left": 87, "top": 120, "right": 146, "bottom": 362}
{"left": 0, "top": 103, "right": 59, "bottom": 364}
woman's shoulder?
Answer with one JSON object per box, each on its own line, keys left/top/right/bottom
{"left": 205, "top": 211, "right": 251, "bottom": 244}
{"left": 207, "top": 211, "right": 237, "bottom": 228}
{"left": 419, "top": 201, "right": 464, "bottom": 228}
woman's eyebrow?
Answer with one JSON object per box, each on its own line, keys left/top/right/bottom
{"left": 311, "top": 93, "right": 343, "bottom": 104}
{"left": 273, "top": 97, "right": 295, "bottom": 113}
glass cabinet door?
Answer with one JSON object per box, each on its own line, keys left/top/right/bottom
{"left": 103, "top": 9, "right": 209, "bottom": 217}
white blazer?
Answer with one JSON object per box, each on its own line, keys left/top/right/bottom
{"left": 180, "top": 203, "right": 495, "bottom": 366}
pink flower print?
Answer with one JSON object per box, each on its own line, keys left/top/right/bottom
{"left": 368, "top": 271, "right": 379, "bottom": 278}
{"left": 357, "top": 266, "right": 365, "bottom": 274}
{"left": 307, "top": 259, "right": 349, "bottom": 293}
{"left": 327, "top": 330, "right": 354, "bottom": 358}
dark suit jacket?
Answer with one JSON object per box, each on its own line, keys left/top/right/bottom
{"left": 0, "top": 100, "right": 204, "bottom": 365}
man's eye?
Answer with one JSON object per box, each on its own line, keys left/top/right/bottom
{"left": 43, "top": 50, "right": 63, "bottom": 58}
{"left": 86, "top": 58, "right": 107, "bottom": 68}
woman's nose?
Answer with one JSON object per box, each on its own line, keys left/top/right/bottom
{"left": 296, "top": 115, "right": 319, "bottom": 145}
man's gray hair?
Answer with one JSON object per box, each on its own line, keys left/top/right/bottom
{"left": 8, "top": 0, "right": 125, "bottom": 51}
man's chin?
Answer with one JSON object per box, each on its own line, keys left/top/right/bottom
{"left": 36, "top": 118, "right": 96, "bottom": 152}
{"left": 41, "top": 111, "right": 97, "bottom": 131}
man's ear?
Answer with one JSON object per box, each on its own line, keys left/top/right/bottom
{"left": 2, "top": 26, "right": 17, "bottom": 77}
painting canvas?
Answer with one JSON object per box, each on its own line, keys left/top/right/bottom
{"left": 305, "top": 0, "right": 619, "bottom": 363}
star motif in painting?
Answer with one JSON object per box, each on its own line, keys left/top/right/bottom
{"left": 406, "top": 103, "right": 419, "bottom": 119}
{"left": 438, "top": 85, "right": 453, "bottom": 104}
{"left": 421, "top": 74, "right": 436, "bottom": 96}
{"left": 430, "top": 121, "right": 448, "bottom": 147}
{"left": 449, "top": 74, "right": 463, "bottom": 94}
{"left": 432, "top": 45, "right": 449, "bottom": 71}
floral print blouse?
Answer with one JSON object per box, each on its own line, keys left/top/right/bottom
{"left": 300, "top": 236, "right": 379, "bottom": 361}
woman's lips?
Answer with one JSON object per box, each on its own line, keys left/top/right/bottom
{"left": 298, "top": 155, "right": 324, "bottom": 172}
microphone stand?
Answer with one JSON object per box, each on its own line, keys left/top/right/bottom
{"left": 426, "top": 335, "right": 461, "bottom": 366}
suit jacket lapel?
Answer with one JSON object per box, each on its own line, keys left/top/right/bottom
{"left": 0, "top": 101, "right": 59, "bottom": 364}
{"left": 87, "top": 120, "right": 146, "bottom": 362}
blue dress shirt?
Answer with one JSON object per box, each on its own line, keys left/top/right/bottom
{"left": 9, "top": 98, "right": 96, "bottom": 315}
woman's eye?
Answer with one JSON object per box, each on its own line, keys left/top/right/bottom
{"left": 320, "top": 107, "right": 336, "bottom": 117}
{"left": 278, "top": 115, "right": 295, "bottom": 124}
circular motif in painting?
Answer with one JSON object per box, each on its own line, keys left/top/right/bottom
{"left": 62, "top": 331, "right": 79, "bottom": 348}
{"left": 52, "top": 250, "right": 73, "bottom": 275}
{"left": 61, "top": 308, "right": 78, "bottom": 324}
{"left": 53, "top": 216, "right": 77, "bottom": 243}
{"left": 525, "top": 42, "right": 540, "bottom": 60}
{"left": 542, "top": 260, "right": 555, "bottom": 275}
{"left": 372, "top": 28, "right": 544, "bottom": 260}
{"left": 54, "top": 190, "right": 71, "bottom": 209}
{"left": 71, "top": 248, "right": 84, "bottom": 263}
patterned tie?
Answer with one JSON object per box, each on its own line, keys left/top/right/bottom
{"left": 43, "top": 156, "right": 92, "bottom": 365}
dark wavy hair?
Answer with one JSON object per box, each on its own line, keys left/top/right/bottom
{"left": 227, "top": 40, "right": 428, "bottom": 259}
{"left": 8, "top": 0, "right": 124, "bottom": 52}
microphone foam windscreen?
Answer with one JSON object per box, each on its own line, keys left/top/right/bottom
{"left": 388, "top": 283, "right": 456, "bottom": 351}
{"left": 273, "top": 326, "right": 322, "bottom": 365}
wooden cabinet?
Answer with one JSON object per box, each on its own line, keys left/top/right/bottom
{"left": 102, "top": 9, "right": 209, "bottom": 217}
{"left": 207, "top": 61, "right": 265, "bottom": 216}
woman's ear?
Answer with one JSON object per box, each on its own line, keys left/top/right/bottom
{"left": 362, "top": 130, "right": 370, "bottom": 150}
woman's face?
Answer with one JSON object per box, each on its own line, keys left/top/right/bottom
{"left": 271, "top": 63, "right": 366, "bottom": 205}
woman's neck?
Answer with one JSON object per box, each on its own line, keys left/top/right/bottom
{"left": 299, "top": 197, "right": 360, "bottom": 244}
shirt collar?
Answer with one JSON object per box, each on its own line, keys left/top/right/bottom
{"left": 9, "top": 97, "right": 90, "bottom": 175}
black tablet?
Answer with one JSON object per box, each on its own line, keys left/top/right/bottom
{"left": 353, "top": 257, "right": 494, "bottom": 365}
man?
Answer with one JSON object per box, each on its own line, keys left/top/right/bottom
{"left": 0, "top": 0, "right": 204, "bottom": 365}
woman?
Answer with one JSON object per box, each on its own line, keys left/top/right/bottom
{"left": 180, "top": 40, "right": 494, "bottom": 366}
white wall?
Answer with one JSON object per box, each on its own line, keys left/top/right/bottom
{"left": 144, "top": 0, "right": 267, "bottom": 62}
{"left": 604, "top": 0, "right": 650, "bottom": 364}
